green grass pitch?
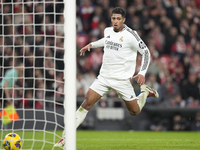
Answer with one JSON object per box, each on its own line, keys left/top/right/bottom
{"left": 0, "top": 131, "right": 200, "bottom": 150}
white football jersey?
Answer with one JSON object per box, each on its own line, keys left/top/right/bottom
{"left": 91, "top": 24, "right": 150, "bottom": 80}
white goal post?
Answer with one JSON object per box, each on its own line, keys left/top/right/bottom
{"left": 64, "top": 0, "right": 76, "bottom": 149}
{"left": 0, "top": 0, "right": 76, "bottom": 149}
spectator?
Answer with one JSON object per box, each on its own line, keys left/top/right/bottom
{"left": 117, "top": 0, "right": 127, "bottom": 10}
{"left": 76, "top": 73, "right": 87, "bottom": 96}
{"left": 179, "top": 18, "right": 189, "bottom": 36}
{"left": 164, "top": 27, "right": 178, "bottom": 55}
{"left": 83, "top": 70, "right": 96, "bottom": 93}
{"left": 148, "top": 116, "right": 169, "bottom": 131}
{"left": 160, "top": 74, "right": 180, "bottom": 101}
{"left": 185, "top": 23, "right": 200, "bottom": 47}
{"left": 1, "top": 0, "right": 200, "bottom": 110}
{"left": 181, "top": 72, "right": 200, "bottom": 101}
{"left": 133, "top": 0, "right": 145, "bottom": 16}
{"left": 35, "top": 75, "right": 45, "bottom": 109}
{"left": 35, "top": 4, "right": 44, "bottom": 33}
{"left": 129, "top": 15, "right": 140, "bottom": 30}
{"left": 90, "top": 6, "right": 103, "bottom": 31}
{"left": 48, "top": 74, "right": 64, "bottom": 99}
{"left": 79, "top": 0, "right": 95, "bottom": 33}
{"left": 20, "top": 90, "right": 33, "bottom": 108}
{"left": 190, "top": 52, "right": 200, "bottom": 74}
{"left": 76, "top": 5, "right": 84, "bottom": 34}
{"left": 187, "top": 97, "right": 200, "bottom": 108}
{"left": 139, "top": 8, "right": 148, "bottom": 30}
{"left": 167, "top": 94, "right": 186, "bottom": 108}
{"left": 149, "top": 25, "right": 165, "bottom": 53}
{"left": 168, "top": 54, "right": 184, "bottom": 83}
{"left": 170, "top": 114, "right": 189, "bottom": 131}
{"left": 143, "top": 19, "right": 156, "bottom": 35}
{"left": 0, "top": 60, "right": 24, "bottom": 108}
{"left": 190, "top": 111, "right": 200, "bottom": 131}
{"left": 88, "top": 47, "right": 103, "bottom": 75}
{"left": 171, "top": 35, "right": 187, "bottom": 62}
{"left": 160, "top": 17, "right": 172, "bottom": 36}
{"left": 171, "top": 7, "right": 182, "bottom": 31}
{"left": 77, "top": 56, "right": 92, "bottom": 74}
{"left": 41, "top": 15, "right": 54, "bottom": 35}
{"left": 56, "top": 15, "right": 64, "bottom": 36}
{"left": 24, "top": 50, "right": 34, "bottom": 88}
{"left": 194, "top": 41, "right": 200, "bottom": 53}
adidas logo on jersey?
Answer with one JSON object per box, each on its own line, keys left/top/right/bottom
{"left": 106, "top": 35, "right": 110, "bottom": 38}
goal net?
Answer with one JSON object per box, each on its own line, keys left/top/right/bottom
{"left": 0, "top": 0, "right": 66, "bottom": 149}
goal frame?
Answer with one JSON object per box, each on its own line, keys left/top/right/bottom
{"left": 63, "top": 0, "right": 76, "bottom": 149}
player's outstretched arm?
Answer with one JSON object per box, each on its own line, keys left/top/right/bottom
{"left": 80, "top": 43, "right": 92, "bottom": 56}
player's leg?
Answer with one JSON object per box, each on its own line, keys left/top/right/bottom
{"left": 123, "top": 99, "right": 140, "bottom": 115}
{"left": 81, "top": 88, "right": 101, "bottom": 110}
{"left": 110, "top": 78, "right": 141, "bottom": 115}
{"left": 55, "top": 75, "right": 110, "bottom": 147}
{"left": 124, "top": 84, "right": 159, "bottom": 115}
{"left": 75, "top": 75, "right": 111, "bottom": 128}
{"left": 137, "top": 84, "right": 159, "bottom": 110}
{"left": 112, "top": 78, "right": 159, "bottom": 116}
{"left": 54, "top": 89, "right": 101, "bottom": 147}
{"left": 75, "top": 88, "right": 101, "bottom": 128}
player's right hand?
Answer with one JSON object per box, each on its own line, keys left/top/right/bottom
{"left": 132, "top": 74, "right": 145, "bottom": 85}
{"left": 80, "top": 43, "right": 92, "bottom": 56}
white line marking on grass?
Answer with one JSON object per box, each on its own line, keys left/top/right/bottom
{"left": 77, "top": 139, "right": 193, "bottom": 141}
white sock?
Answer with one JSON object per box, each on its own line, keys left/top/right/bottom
{"left": 62, "top": 106, "right": 88, "bottom": 137}
{"left": 75, "top": 106, "right": 88, "bottom": 128}
{"left": 137, "top": 91, "right": 148, "bottom": 111}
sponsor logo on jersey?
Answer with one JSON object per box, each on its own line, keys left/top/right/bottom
{"left": 119, "top": 36, "right": 124, "bottom": 42}
{"left": 105, "top": 40, "right": 122, "bottom": 51}
{"left": 139, "top": 41, "right": 147, "bottom": 49}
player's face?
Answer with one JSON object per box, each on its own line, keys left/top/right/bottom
{"left": 111, "top": 14, "right": 126, "bottom": 32}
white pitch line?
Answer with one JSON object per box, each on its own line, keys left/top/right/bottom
{"left": 77, "top": 139, "right": 194, "bottom": 141}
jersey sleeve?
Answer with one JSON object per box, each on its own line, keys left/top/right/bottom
{"left": 91, "top": 38, "right": 105, "bottom": 48}
{"left": 138, "top": 47, "right": 151, "bottom": 76}
{"left": 131, "top": 31, "right": 151, "bottom": 76}
{"left": 91, "top": 27, "right": 108, "bottom": 48}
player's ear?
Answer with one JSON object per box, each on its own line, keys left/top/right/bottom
{"left": 110, "top": 16, "right": 113, "bottom": 21}
{"left": 123, "top": 17, "right": 126, "bottom": 23}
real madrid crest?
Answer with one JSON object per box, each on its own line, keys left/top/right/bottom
{"left": 119, "top": 36, "right": 124, "bottom": 42}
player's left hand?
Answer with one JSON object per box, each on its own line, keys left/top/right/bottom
{"left": 132, "top": 74, "right": 145, "bottom": 85}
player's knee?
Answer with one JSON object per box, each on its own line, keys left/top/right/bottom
{"left": 129, "top": 110, "right": 140, "bottom": 116}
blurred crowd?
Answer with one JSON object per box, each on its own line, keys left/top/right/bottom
{"left": 0, "top": 0, "right": 200, "bottom": 109}
{"left": 0, "top": 0, "right": 65, "bottom": 108}
{"left": 76, "top": 0, "right": 200, "bottom": 108}
{"left": 147, "top": 111, "right": 200, "bottom": 131}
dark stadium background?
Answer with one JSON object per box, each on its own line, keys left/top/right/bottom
{"left": 0, "top": 0, "right": 200, "bottom": 131}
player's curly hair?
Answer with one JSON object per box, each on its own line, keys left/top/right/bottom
{"left": 111, "top": 7, "right": 126, "bottom": 18}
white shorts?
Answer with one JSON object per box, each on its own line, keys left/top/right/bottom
{"left": 90, "top": 75, "right": 136, "bottom": 101}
